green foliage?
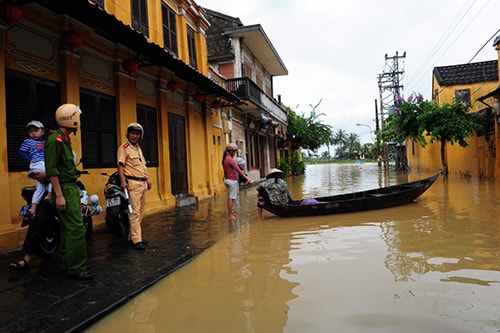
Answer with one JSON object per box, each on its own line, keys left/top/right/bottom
{"left": 290, "top": 149, "right": 306, "bottom": 175}
{"left": 286, "top": 100, "right": 333, "bottom": 152}
{"left": 419, "top": 98, "right": 481, "bottom": 148}
{"left": 278, "top": 159, "right": 291, "bottom": 176}
{"left": 379, "top": 94, "right": 483, "bottom": 174}
{"left": 329, "top": 129, "right": 365, "bottom": 159}
{"left": 380, "top": 94, "right": 481, "bottom": 148}
{"left": 378, "top": 93, "right": 429, "bottom": 146}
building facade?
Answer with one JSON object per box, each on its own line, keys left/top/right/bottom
{"left": 0, "top": 0, "right": 248, "bottom": 252}
{"left": 408, "top": 37, "right": 500, "bottom": 178}
{"left": 204, "top": 9, "right": 289, "bottom": 180}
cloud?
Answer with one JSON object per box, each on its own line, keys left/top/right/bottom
{"left": 200, "top": 0, "right": 500, "bottom": 144}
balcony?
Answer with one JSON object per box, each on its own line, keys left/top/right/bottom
{"left": 226, "top": 77, "right": 287, "bottom": 124}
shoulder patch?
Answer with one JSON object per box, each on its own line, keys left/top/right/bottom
{"left": 56, "top": 134, "right": 63, "bottom": 142}
{"left": 123, "top": 142, "right": 130, "bottom": 148}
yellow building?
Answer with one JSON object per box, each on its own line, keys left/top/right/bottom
{"left": 0, "top": 0, "right": 242, "bottom": 252}
{"left": 408, "top": 52, "right": 500, "bottom": 178}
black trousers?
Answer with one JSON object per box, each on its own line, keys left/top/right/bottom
{"left": 22, "top": 200, "right": 56, "bottom": 255}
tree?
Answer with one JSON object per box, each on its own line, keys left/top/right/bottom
{"left": 332, "top": 129, "right": 348, "bottom": 158}
{"left": 286, "top": 100, "right": 333, "bottom": 152}
{"left": 379, "top": 94, "right": 483, "bottom": 174}
{"left": 346, "top": 133, "right": 361, "bottom": 159}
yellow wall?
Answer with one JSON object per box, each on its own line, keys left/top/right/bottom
{"left": 409, "top": 74, "right": 498, "bottom": 177}
{"left": 0, "top": 0, "right": 226, "bottom": 252}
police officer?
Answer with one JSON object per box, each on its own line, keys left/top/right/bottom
{"left": 45, "top": 103, "right": 94, "bottom": 280}
{"left": 117, "top": 123, "right": 152, "bottom": 250}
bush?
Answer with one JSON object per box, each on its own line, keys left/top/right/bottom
{"left": 278, "top": 159, "right": 291, "bottom": 176}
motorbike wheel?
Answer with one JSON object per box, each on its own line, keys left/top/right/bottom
{"left": 83, "top": 215, "right": 93, "bottom": 237}
{"left": 105, "top": 207, "right": 120, "bottom": 229}
{"left": 117, "top": 212, "right": 130, "bottom": 237}
{"left": 36, "top": 216, "right": 60, "bottom": 259}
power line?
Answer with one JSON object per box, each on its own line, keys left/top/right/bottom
{"left": 405, "top": 0, "right": 494, "bottom": 94}
{"left": 405, "top": 0, "right": 476, "bottom": 89}
{"left": 468, "top": 27, "right": 500, "bottom": 63}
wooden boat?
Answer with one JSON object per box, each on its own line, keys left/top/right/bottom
{"left": 258, "top": 171, "right": 442, "bottom": 217}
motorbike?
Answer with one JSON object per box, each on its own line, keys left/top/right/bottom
{"left": 77, "top": 171, "right": 103, "bottom": 236}
{"left": 103, "top": 171, "right": 131, "bottom": 237}
{"left": 19, "top": 174, "right": 102, "bottom": 258}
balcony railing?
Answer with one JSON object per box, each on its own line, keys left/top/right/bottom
{"left": 226, "top": 77, "right": 287, "bottom": 123}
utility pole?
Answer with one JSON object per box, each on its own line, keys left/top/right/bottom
{"left": 377, "top": 51, "right": 406, "bottom": 171}
{"left": 374, "top": 99, "right": 381, "bottom": 167}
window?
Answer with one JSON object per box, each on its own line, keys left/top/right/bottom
{"left": 162, "top": 3, "right": 178, "bottom": 55}
{"left": 137, "top": 104, "right": 158, "bottom": 167}
{"left": 187, "top": 25, "right": 197, "bottom": 69}
{"left": 455, "top": 89, "right": 471, "bottom": 104}
{"left": 131, "top": 0, "right": 149, "bottom": 36}
{"left": 5, "top": 69, "right": 61, "bottom": 172}
{"left": 80, "top": 89, "right": 117, "bottom": 168}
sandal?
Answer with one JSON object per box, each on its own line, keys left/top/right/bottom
{"left": 8, "top": 258, "right": 28, "bottom": 271}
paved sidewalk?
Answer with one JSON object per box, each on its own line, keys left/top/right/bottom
{"left": 0, "top": 185, "right": 258, "bottom": 332}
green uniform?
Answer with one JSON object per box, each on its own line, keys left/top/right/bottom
{"left": 45, "top": 128, "right": 87, "bottom": 274}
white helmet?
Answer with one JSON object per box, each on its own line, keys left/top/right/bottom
{"left": 127, "top": 122, "right": 144, "bottom": 139}
{"left": 55, "top": 103, "right": 82, "bottom": 129}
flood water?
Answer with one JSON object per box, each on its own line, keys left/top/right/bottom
{"left": 87, "top": 163, "right": 500, "bottom": 333}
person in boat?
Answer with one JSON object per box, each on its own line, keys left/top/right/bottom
{"left": 257, "top": 168, "right": 293, "bottom": 219}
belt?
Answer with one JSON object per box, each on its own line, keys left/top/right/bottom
{"left": 126, "top": 176, "right": 148, "bottom": 182}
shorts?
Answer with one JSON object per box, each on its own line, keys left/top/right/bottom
{"left": 224, "top": 179, "right": 239, "bottom": 200}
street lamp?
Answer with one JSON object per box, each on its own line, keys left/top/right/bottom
{"left": 356, "top": 123, "right": 374, "bottom": 141}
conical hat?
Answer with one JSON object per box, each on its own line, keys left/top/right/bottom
{"left": 266, "top": 168, "right": 284, "bottom": 178}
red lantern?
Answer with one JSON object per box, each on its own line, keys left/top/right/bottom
{"left": 211, "top": 100, "right": 221, "bottom": 109}
{"left": 122, "top": 58, "right": 139, "bottom": 74}
{"left": 193, "top": 92, "right": 205, "bottom": 103}
{"left": 61, "top": 29, "right": 82, "bottom": 64}
{"left": 61, "top": 30, "right": 82, "bottom": 49}
{"left": 0, "top": 2, "right": 23, "bottom": 46}
{"left": 122, "top": 58, "right": 139, "bottom": 86}
{"left": 167, "top": 80, "right": 180, "bottom": 92}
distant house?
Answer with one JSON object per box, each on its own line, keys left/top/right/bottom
{"left": 204, "top": 8, "right": 289, "bottom": 179}
{"left": 408, "top": 54, "right": 500, "bottom": 177}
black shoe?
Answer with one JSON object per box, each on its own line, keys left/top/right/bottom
{"left": 68, "top": 270, "right": 95, "bottom": 280}
{"left": 141, "top": 239, "right": 149, "bottom": 245}
{"left": 132, "top": 242, "right": 146, "bottom": 250}
{"left": 21, "top": 212, "right": 35, "bottom": 227}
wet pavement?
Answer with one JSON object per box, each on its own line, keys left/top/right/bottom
{"left": 0, "top": 185, "right": 256, "bottom": 333}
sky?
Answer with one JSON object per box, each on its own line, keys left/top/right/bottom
{"left": 198, "top": 0, "right": 500, "bottom": 145}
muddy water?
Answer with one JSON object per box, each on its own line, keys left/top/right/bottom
{"left": 87, "top": 163, "right": 500, "bottom": 333}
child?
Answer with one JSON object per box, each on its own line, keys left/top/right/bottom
{"left": 19, "top": 120, "right": 47, "bottom": 219}
{"left": 234, "top": 154, "right": 248, "bottom": 185}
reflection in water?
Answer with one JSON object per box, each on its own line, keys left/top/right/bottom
{"left": 89, "top": 221, "right": 299, "bottom": 332}
{"left": 129, "top": 291, "right": 159, "bottom": 333}
{"left": 88, "top": 164, "right": 500, "bottom": 333}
